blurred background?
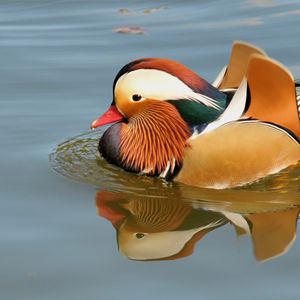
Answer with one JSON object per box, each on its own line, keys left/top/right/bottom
{"left": 1, "top": 1, "right": 300, "bottom": 299}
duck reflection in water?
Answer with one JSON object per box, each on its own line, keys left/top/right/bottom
{"left": 96, "top": 189, "right": 300, "bottom": 262}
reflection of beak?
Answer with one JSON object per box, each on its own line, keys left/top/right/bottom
{"left": 91, "top": 105, "right": 124, "bottom": 129}
{"left": 95, "top": 191, "right": 127, "bottom": 228}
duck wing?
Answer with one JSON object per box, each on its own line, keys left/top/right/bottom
{"left": 202, "top": 54, "right": 300, "bottom": 139}
{"left": 244, "top": 54, "right": 300, "bottom": 139}
{"left": 176, "top": 55, "right": 300, "bottom": 188}
{"left": 213, "top": 40, "right": 267, "bottom": 90}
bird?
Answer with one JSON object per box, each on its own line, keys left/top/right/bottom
{"left": 91, "top": 41, "right": 300, "bottom": 189}
{"left": 96, "top": 190, "right": 227, "bottom": 261}
{"left": 96, "top": 189, "right": 300, "bottom": 261}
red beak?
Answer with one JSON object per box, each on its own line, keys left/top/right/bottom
{"left": 91, "top": 105, "right": 124, "bottom": 129}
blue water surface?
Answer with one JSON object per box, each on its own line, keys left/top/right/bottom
{"left": 1, "top": 1, "right": 300, "bottom": 299}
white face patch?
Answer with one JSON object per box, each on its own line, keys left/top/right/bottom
{"left": 114, "top": 69, "right": 221, "bottom": 109}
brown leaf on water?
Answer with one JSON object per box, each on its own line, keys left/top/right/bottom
{"left": 118, "top": 8, "right": 131, "bottom": 15}
{"left": 113, "top": 26, "right": 146, "bottom": 35}
{"left": 143, "top": 6, "right": 167, "bottom": 14}
{"left": 118, "top": 6, "right": 167, "bottom": 16}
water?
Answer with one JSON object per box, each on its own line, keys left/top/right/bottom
{"left": 1, "top": 1, "right": 300, "bottom": 299}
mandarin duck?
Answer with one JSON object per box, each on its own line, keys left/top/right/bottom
{"left": 96, "top": 190, "right": 226, "bottom": 261}
{"left": 91, "top": 41, "right": 300, "bottom": 189}
{"left": 96, "top": 190, "right": 300, "bottom": 261}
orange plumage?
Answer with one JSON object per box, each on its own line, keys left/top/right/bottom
{"left": 119, "top": 100, "right": 190, "bottom": 175}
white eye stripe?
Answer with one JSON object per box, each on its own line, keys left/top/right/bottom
{"left": 115, "top": 69, "right": 220, "bottom": 109}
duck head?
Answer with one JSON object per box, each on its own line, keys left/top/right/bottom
{"left": 91, "top": 58, "right": 227, "bottom": 177}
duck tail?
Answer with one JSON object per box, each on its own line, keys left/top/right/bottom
{"left": 243, "top": 54, "right": 300, "bottom": 140}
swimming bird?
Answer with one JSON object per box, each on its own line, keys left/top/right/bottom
{"left": 96, "top": 189, "right": 300, "bottom": 261}
{"left": 91, "top": 41, "right": 300, "bottom": 189}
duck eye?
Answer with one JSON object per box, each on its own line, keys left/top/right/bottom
{"left": 132, "top": 94, "right": 142, "bottom": 101}
{"left": 135, "top": 233, "right": 145, "bottom": 239}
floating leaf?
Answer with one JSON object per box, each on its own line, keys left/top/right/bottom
{"left": 118, "top": 8, "right": 131, "bottom": 15}
{"left": 113, "top": 26, "right": 146, "bottom": 35}
{"left": 143, "top": 6, "right": 167, "bottom": 14}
